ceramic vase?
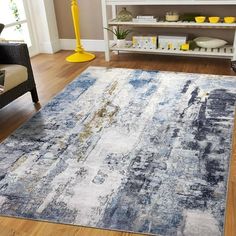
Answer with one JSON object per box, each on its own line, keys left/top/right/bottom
{"left": 116, "top": 39, "right": 126, "bottom": 48}
{"left": 117, "top": 7, "right": 133, "bottom": 22}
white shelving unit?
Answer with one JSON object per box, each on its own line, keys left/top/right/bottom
{"left": 110, "top": 41, "right": 234, "bottom": 59}
{"left": 101, "top": 0, "right": 236, "bottom": 62}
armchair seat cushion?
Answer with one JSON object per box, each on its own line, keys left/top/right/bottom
{"left": 0, "top": 64, "right": 28, "bottom": 93}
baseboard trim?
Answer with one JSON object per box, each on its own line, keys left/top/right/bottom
{"left": 39, "top": 39, "right": 61, "bottom": 54}
{"left": 51, "top": 39, "right": 61, "bottom": 53}
{"left": 60, "top": 39, "right": 106, "bottom": 52}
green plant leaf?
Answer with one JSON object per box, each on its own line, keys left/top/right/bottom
{"left": 104, "top": 26, "right": 131, "bottom": 39}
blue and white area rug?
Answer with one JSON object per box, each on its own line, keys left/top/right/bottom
{"left": 0, "top": 67, "right": 236, "bottom": 236}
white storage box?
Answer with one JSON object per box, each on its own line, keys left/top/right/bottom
{"left": 158, "top": 35, "right": 187, "bottom": 50}
{"left": 132, "top": 36, "right": 157, "bottom": 50}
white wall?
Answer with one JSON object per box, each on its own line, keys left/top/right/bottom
{"left": 28, "top": 0, "right": 60, "bottom": 54}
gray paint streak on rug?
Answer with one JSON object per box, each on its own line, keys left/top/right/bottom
{"left": 0, "top": 67, "right": 235, "bottom": 236}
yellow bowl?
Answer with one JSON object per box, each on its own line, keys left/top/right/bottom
{"left": 195, "top": 16, "right": 206, "bottom": 23}
{"left": 209, "top": 16, "right": 220, "bottom": 23}
{"left": 224, "top": 17, "right": 235, "bottom": 23}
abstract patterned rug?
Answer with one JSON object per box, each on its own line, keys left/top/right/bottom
{"left": 0, "top": 67, "right": 236, "bottom": 236}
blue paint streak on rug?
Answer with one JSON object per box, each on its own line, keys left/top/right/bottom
{"left": 0, "top": 67, "right": 236, "bottom": 236}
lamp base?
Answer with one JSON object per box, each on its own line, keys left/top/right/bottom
{"left": 66, "top": 51, "right": 95, "bottom": 63}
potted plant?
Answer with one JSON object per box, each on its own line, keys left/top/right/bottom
{"left": 105, "top": 26, "right": 131, "bottom": 48}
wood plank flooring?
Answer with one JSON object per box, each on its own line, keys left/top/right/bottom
{"left": 0, "top": 51, "right": 235, "bottom": 236}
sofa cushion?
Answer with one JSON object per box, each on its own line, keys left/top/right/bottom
{"left": 0, "top": 64, "right": 28, "bottom": 93}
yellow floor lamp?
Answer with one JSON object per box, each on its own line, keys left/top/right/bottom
{"left": 66, "top": 0, "right": 95, "bottom": 62}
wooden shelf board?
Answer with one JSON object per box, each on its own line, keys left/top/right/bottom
{"left": 108, "top": 20, "right": 236, "bottom": 29}
{"left": 110, "top": 42, "right": 234, "bottom": 59}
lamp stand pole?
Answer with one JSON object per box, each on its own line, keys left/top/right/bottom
{"left": 66, "top": 0, "right": 95, "bottom": 62}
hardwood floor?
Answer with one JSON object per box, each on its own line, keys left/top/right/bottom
{"left": 0, "top": 51, "right": 235, "bottom": 236}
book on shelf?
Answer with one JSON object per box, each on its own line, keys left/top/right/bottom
{"left": 132, "top": 18, "right": 157, "bottom": 23}
{"left": 137, "top": 16, "right": 154, "bottom": 19}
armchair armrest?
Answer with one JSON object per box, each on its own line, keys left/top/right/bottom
{"left": 0, "top": 43, "right": 31, "bottom": 67}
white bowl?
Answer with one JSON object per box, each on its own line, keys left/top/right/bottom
{"left": 194, "top": 37, "right": 227, "bottom": 49}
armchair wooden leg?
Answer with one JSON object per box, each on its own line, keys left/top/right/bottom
{"left": 31, "top": 87, "right": 39, "bottom": 103}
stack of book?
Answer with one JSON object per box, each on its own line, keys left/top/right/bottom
{"left": 132, "top": 16, "right": 157, "bottom": 23}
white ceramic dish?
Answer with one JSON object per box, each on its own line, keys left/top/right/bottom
{"left": 194, "top": 37, "right": 227, "bottom": 49}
